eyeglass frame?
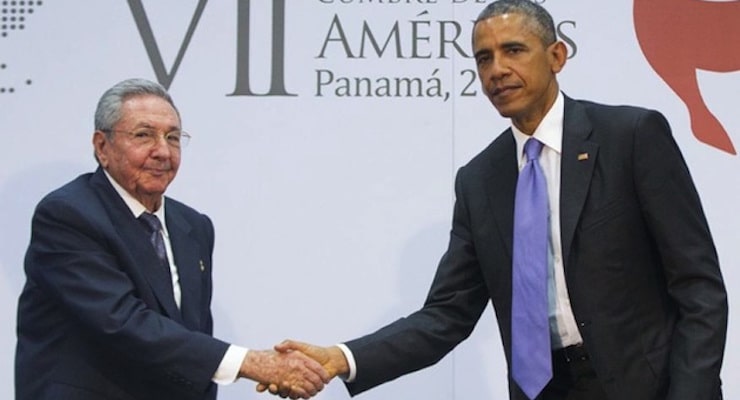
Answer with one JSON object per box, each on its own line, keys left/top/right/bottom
{"left": 102, "top": 128, "right": 191, "bottom": 149}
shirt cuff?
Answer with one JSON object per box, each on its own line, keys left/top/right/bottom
{"left": 212, "top": 345, "right": 249, "bottom": 385}
{"left": 336, "top": 343, "right": 357, "bottom": 382}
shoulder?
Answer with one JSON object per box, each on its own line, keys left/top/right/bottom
{"left": 27, "top": 171, "right": 118, "bottom": 252}
{"left": 164, "top": 197, "right": 214, "bottom": 234}
{"left": 165, "top": 197, "right": 209, "bottom": 221}
{"left": 566, "top": 97, "right": 680, "bottom": 165}
{"left": 459, "top": 129, "right": 515, "bottom": 177}
{"left": 569, "top": 97, "right": 668, "bottom": 128}
{"left": 35, "top": 172, "right": 100, "bottom": 214}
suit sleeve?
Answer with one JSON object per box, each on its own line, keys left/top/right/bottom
{"left": 344, "top": 168, "right": 490, "bottom": 396}
{"left": 632, "top": 110, "right": 728, "bottom": 399}
{"left": 24, "top": 196, "right": 230, "bottom": 395}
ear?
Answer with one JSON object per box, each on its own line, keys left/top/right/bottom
{"left": 93, "top": 131, "right": 110, "bottom": 168}
{"left": 549, "top": 41, "right": 568, "bottom": 74}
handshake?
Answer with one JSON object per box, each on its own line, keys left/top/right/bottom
{"left": 240, "top": 340, "right": 349, "bottom": 399}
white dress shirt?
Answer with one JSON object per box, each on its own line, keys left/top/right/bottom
{"left": 103, "top": 171, "right": 247, "bottom": 384}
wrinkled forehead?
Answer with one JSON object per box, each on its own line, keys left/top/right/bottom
{"left": 117, "top": 94, "right": 182, "bottom": 128}
{"left": 472, "top": 13, "right": 530, "bottom": 46}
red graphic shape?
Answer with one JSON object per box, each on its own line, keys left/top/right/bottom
{"left": 634, "top": 0, "right": 740, "bottom": 154}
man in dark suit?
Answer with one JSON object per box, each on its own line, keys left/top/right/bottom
{"left": 262, "top": 1, "right": 728, "bottom": 399}
{"left": 15, "top": 78, "right": 329, "bottom": 400}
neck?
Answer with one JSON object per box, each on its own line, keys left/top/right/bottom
{"left": 140, "top": 196, "right": 162, "bottom": 213}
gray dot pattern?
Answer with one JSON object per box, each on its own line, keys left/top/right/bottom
{"left": 1, "top": 0, "right": 42, "bottom": 94}
{"left": 1, "top": 0, "right": 43, "bottom": 38}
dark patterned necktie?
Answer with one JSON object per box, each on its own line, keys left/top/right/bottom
{"left": 511, "top": 138, "right": 552, "bottom": 399}
{"left": 139, "top": 212, "right": 169, "bottom": 268}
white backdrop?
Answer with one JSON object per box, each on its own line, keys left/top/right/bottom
{"left": 1, "top": 1, "right": 738, "bottom": 399}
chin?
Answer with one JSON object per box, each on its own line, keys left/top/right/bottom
{"left": 489, "top": 100, "right": 513, "bottom": 117}
{"left": 140, "top": 180, "right": 170, "bottom": 195}
{"left": 492, "top": 106, "right": 515, "bottom": 119}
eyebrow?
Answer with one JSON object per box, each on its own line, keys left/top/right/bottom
{"left": 474, "top": 49, "right": 491, "bottom": 59}
{"left": 131, "top": 122, "right": 181, "bottom": 131}
{"left": 474, "top": 40, "right": 528, "bottom": 58}
{"left": 500, "top": 40, "right": 527, "bottom": 49}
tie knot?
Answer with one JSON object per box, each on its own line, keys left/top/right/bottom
{"left": 524, "top": 138, "right": 544, "bottom": 162}
{"left": 139, "top": 212, "right": 162, "bottom": 233}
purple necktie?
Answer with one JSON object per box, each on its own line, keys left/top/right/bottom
{"left": 139, "top": 213, "right": 169, "bottom": 268}
{"left": 511, "top": 138, "right": 552, "bottom": 399}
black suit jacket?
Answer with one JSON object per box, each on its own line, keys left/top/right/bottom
{"left": 15, "top": 167, "right": 230, "bottom": 400}
{"left": 344, "top": 96, "right": 728, "bottom": 400}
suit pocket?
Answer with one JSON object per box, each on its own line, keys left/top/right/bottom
{"left": 579, "top": 199, "right": 629, "bottom": 232}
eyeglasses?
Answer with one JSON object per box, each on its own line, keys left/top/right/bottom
{"left": 104, "top": 128, "right": 191, "bottom": 149}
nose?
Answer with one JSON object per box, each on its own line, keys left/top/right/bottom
{"left": 150, "top": 135, "right": 174, "bottom": 158}
{"left": 489, "top": 55, "right": 509, "bottom": 80}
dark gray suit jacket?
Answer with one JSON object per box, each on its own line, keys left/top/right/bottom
{"left": 344, "top": 96, "right": 727, "bottom": 400}
{"left": 16, "top": 167, "right": 230, "bottom": 400}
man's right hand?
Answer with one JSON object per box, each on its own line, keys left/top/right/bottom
{"left": 239, "top": 348, "right": 331, "bottom": 399}
{"left": 255, "top": 340, "right": 350, "bottom": 398}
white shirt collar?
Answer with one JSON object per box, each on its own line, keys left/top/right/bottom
{"left": 511, "top": 91, "right": 564, "bottom": 162}
{"left": 102, "top": 169, "right": 167, "bottom": 225}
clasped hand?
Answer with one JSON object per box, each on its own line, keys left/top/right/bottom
{"left": 254, "top": 340, "right": 349, "bottom": 399}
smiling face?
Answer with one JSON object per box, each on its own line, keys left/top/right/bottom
{"left": 473, "top": 13, "right": 566, "bottom": 134}
{"left": 93, "top": 94, "right": 181, "bottom": 211}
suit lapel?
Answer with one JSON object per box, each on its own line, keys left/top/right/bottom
{"left": 559, "top": 97, "right": 599, "bottom": 269}
{"left": 90, "top": 168, "right": 183, "bottom": 323}
{"left": 165, "top": 201, "right": 203, "bottom": 331}
{"left": 484, "top": 131, "right": 518, "bottom": 258}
